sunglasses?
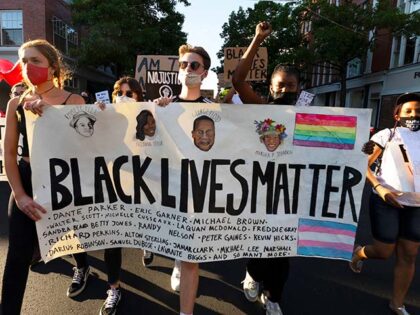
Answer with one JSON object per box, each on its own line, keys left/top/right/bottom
{"left": 10, "top": 91, "right": 24, "bottom": 97}
{"left": 179, "top": 61, "right": 202, "bottom": 71}
{"left": 117, "top": 90, "right": 133, "bottom": 98}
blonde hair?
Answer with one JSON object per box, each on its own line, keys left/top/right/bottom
{"left": 178, "top": 44, "right": 211, "bottom": 70}
{"left": 18, "top": 39, "right": 71, "bottom": 89}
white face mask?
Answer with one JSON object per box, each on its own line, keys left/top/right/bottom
{"left": 115, "top": 95, "right": 136, "bottom": 103}
{"left": 178, "top": 72, "right": 204, "bottom": 87}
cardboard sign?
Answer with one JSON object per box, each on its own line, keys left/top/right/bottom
{"left": 224, "top": 47, "right": 268, "bottom": 82}
{"left": 95, "top": 90, "right": 111, "bottom": 104}
{"left": 296, "top": 91, "right": 315, "bottom": 107}
{"left": 135, "top": 55, "right": 181, "bottom": 101}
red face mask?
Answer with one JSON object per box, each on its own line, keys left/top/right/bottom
{"left": 26, "top": 63, "right": 49, "bottom": 85}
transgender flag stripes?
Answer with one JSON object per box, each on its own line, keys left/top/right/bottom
{"left": 293, "top": 113, "right": 357, "bottom": 150}
{"left": 297, "top": 218, "right": 356, "bottom": 260}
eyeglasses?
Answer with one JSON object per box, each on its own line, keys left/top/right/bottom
{"left": 179, "top": 61, "right": 202, "bottom": 71}
{"left": 117, "top": 90, "right": 133, "bottom": 98}
{"left": 10, "top": 91, "right": 24, "bottom": 98}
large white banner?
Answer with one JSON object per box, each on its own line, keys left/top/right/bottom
{"left": 26, "top": 103, "right": 371, "bottom": 262}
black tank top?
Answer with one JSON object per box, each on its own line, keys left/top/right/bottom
{"left": 16, "top": 93, "right": 74, "bottom": 157}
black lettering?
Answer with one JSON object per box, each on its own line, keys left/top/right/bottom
{"left": 226, "top": 159, "right": 248, "bottom": 216}
{"left": 179, "top": 159, "right": 189, "bottom": 213}
{"left": 113, "top": 156, "right": 131, "bottom": 203}
{"left": 94, "top": 157, "right": 116, "bottom": 204}
{"left": 133, "top": 156, "right": 155, "bottom": 204}
{"left": 339, "top": 166, "right": 362, "bottom": 222}
{"left": 309, "top": 164, "right": 326, "bottom": 216}
{"left": 161, "top": 158, "right": 176, "bottom": 208}
{"left": 321, "top": 165, "right": 341, "bottom": 218}
{"left": 190, "top": 160, "right": 211, "bottom": 213}
{"left": 72, "top": 158, "right": 94, "bottom": 206}
{"left": 289, "top": 164, "right": 306, "bottom": 214}
{"left": 273, "top": 164, "right": 289, "bottom": 214}
{"left": 209, "top": 159, "right": 229, "bottom": 213}
{"left": 251, "top": 161, "right": 275, "bottom": 214}
{"left": 50, "top": 158, "right": 72, "bottom": 210}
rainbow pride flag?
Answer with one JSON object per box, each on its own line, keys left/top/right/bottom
{"left": 293, "top": 113, "right": 357, "bottom": 150}
{"left": 297, "top": 218, "right": 356, "bottom": 260}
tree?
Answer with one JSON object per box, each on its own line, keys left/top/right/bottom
{"left": 298, "top": 0, "right": 420, "bottom": 106}
{"left": 216, "top": 1, "right": 303, "bottom": 77}
{"left": 219, "top": 0, "right": 420, "bottom": 106}
{"left": 70, "top": 0, "right": 190, "bottom": 76}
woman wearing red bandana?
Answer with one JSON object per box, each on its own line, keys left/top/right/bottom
{"left": 1, "top": 39, "right": 85, "bottom": 315}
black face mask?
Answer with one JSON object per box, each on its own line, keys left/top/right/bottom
{"left": 269, "top": 92, "right": 298, "bottom": 105}
{"left": 400, "top": 116, "right": 420, "bottom": 132}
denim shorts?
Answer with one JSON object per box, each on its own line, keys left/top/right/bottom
{"left": 370, "top": 193, "right": 420, "bottom": 243}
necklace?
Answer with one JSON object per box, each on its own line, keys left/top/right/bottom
{"left": 36, "top": 85, "right": 55, "bottom": 98}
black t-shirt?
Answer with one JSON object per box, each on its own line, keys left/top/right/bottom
{"left": 172, "top": 95, "right": 212, "bottom": 103}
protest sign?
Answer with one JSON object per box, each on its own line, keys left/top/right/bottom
{"left": 26, "top": 103, "right": 371, "bottom": 262}
{"left": 296, "top": 91, "right": 315, "bottom": 107}
{"left": 223, "top": 47, "right": 267, "bottom": 82}
{"left": 95, "top": 90, "right": 111, "bottom": 104}
{"left": 135, "top": 55, "right": 181, "bottom": 101}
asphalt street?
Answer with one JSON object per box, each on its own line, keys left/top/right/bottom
{"left": 0, "top": 181, "right": 419, "bottom": 315}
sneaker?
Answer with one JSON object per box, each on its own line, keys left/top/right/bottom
{"left": 142, "top": 250, "right": 154, "bottom": 267}
{"left": 261, "top": 293, "right": 283, "bottom": 315}
{"left": 389, "top": 303, "right": 411, "bottom": 315}
{"left": 242, "top": 271, "right": 259, "bottom": 302}
{"left": 100, "top": 287, "right": 122, "bottom": 315}
{"left": 170, "top": 260, "right": 181, "bottom": 292}
{"left": 67, "top": 266, "right": 90, "bottom": 297}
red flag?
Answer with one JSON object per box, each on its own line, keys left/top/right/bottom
{"left": 0, "top": 59, "right": 23, "bottom": 86}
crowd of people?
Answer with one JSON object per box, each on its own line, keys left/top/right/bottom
{"left": 1, "top": 20, "right": 419, "bottom": 315}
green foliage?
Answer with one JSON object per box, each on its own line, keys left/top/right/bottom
{"left": 216, "top": 1, "right": 303, "bottom": 76}
{"left": 298, "top": 0, "right": 420, "bottom": 72}
{"left": 70, "top": 0, "right": 190, "bottom": 76}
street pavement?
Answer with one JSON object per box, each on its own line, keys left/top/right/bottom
{"left": 0, "top": 181, "right": 419, "bottom": 315}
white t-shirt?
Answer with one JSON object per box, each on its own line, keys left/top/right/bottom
{"left": 371, "top": 127, "right": 420, "bottom": 206}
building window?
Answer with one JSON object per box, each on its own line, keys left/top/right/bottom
{"left": 347, "top": 58, "right": 362, "bottom": 78}
{"left": 404, "top": 36, "right": 416, "bottom": 64}
{"left": 64, "top": 77, "right": 79, "bottom": 89}
{"left": 52, "top": 17, "right": 78, "bottom": 55}
{"left": 392, "top": 36, "right": 401, "bottom": 67}
{"left": 0, "top": 10, "right": 23, "bottom": 46}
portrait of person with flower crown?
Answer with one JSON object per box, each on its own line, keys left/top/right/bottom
{"left": 255, "top": 118, "right": 287, "bottom": 152}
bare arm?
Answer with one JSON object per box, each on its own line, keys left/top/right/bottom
{"left": 223, "top": 88, "right": 236, "bottom": 104}
{"left": 232, "top": 21, "right": 272, "bottom": 104}
{"left": 4, "top": 98, "right": 46, "bottom": 220}
{"left": 366, "top": 144, "right": 403, "bottom": 208}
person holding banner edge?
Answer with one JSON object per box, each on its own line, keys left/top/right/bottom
{"left": 350, "top": 93, "right": 420, "bottom": 315}
{"left": 1, "top": 39, "right": 86, "bottom": 315}
{"left": 232, "top": 21, "right": 301, "bottom": 315}
{"left": 155, "top": 43, "right": 211, "bottom": 315}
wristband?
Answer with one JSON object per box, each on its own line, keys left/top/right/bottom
{"left": 373, "top": 183, "right": 382, "bottom": 190}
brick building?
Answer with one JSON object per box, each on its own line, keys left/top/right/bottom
{"left": 304, "top": 0, "right": 420, "bottom": 129}
{"left": 0, "top": 0, "right": 115, "bottom": 111}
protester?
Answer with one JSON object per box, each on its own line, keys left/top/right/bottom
{"left": 350, "top": 93, "right": 420, "bottom": 315}
{"left": 9, "top": 82, "right": 28, "bottom": 99}
{"left": 1, "top": 39, "right": 85, "bottom": 315}
{"left": 112, "top": 76, "right": 155, "bottom": 267}
{"left": 155, "top": 43, "right": 211, "bottom": 315}
{"left": 232, "top": 21, "right": 301, "bottom": 315}
{"left": 112, "top": 76, "right": 143, "bottom": 103}
{"left": 77, "top": 76, "right": 149, "bottom": 315}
